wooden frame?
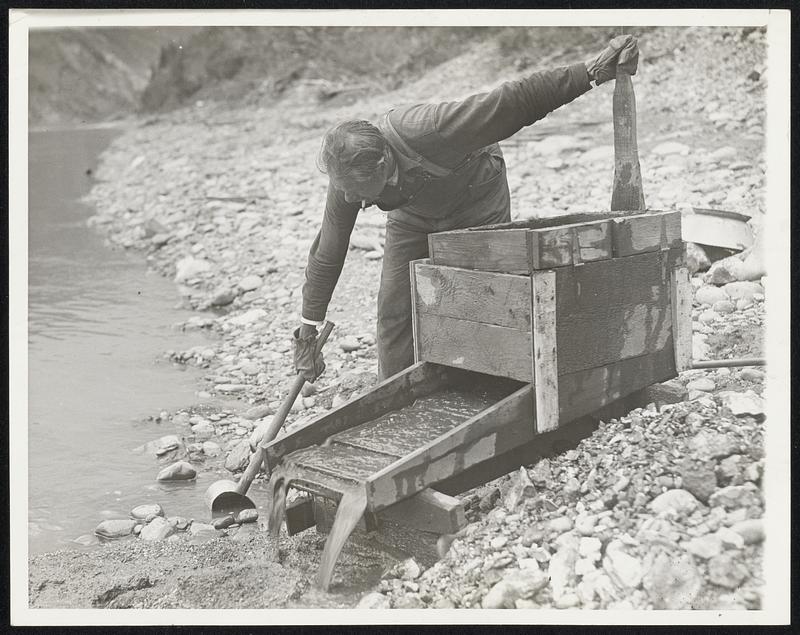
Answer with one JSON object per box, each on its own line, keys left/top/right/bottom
{"left": 428, "top": 210, "right": 681, "bottom": 273}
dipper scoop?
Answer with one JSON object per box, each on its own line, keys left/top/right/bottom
{"left": 205, "top": 321, "right": 334, "bottom": 518}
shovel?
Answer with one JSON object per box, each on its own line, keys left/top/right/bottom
{"left": 204, "top": 320, "right": 335, "bottom": 518}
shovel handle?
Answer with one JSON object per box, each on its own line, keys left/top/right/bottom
{"left": 610, "top": 69, "right": 645, "bottom": 212}
{"left": 235, "top": 321, "right": 335, "bottom": 496}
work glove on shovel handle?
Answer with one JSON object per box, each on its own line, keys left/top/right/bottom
{"left": 586, "top": 34, "right": 639, "bottom": 85}
{"left": 293, "top": 325, "right": 326, "bottom": 383}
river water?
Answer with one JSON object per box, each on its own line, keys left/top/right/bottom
{"left": 27, "top": 127, "right": 211, "bottom": 554}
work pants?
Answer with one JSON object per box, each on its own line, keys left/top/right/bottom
{"left": 376, "top": 183, "right": 511, "bottom": 381}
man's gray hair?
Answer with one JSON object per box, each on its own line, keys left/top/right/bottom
{"left": 317, "top": 120, "right": 387, "bottom": 183}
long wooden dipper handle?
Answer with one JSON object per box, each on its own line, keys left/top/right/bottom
{"left": 235, "top": 320, "right": 335, "bottom": 495}
{"left": 610, "top": 68, "right": 645, "bottom": 211}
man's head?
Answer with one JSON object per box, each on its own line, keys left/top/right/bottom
{"left": 317, "top": 120, "right": 392, "bottom": 204}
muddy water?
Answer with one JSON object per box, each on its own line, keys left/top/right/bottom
{"left": 27, "top": 127, "right": 210, "bottom": 554}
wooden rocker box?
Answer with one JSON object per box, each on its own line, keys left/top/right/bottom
{"left": 414, "top": 209, "right": 692, "bottom": 434}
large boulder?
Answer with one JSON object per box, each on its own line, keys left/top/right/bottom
{"left": 94, "top": 519, "right": 136, "bottom": 539}
{"left": 694, "top": 284, "right": 728, "bottom": 306}
{"left": 156, "top": 460, "right": 197, "bottom": 481}
{"left": 705, "top": 256, "right": 746, "bottom": 285}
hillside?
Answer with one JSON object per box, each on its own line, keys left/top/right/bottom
{"left": 28, "top": 27, "right": 197, "bottom": 127}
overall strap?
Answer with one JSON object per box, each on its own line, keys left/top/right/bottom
{"left": 379, "top": 111, "right": 472, "bottom": 178}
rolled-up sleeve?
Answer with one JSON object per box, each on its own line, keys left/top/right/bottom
{"left": 433, "top": 63, "right": 592, "bottom": 154}
{"left": 301, "top": 183, "right": 360, "bottom": 322}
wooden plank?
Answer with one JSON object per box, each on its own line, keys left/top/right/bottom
{"left": 285, "top": 496, "right": 316, "bottom": 536}
{"left": 435, "top": 415, "right": 601, "bottom": 496}
{"left": 409, "top": 259, "right": 429, "bottom": 364}
{"left": 529, "top": 220, "right": 613, "bottom": 269}
{"left": 612, "top": 211, "right": 682, "bottom": 257}
{"left": 531, "top": 270, "right": 559, "bottom": 433}
{"left": 670, "top": 265, "right": 693, "bottom": 372}
{"left": 413, "top": 263, "right": 531, "bottom": 330}
{"left": 263, "top": 361, "right": 449, "bottom": 470}
{"left": 366, "top": 384, "right": 535, "bottom": 510}
{"left": 416, "top": 313, "right": 532, "bottom": 382}
{"left": 457, "top": 210, "right": 640, "bottom": 232}
{"left": 428, "top": 228, "right": 530, "bottom": 274}
{"left": 284, "top": 442, "right": 396, "bottom": 482}
{"left": 378, "top": 488, "right": 466, "bottom": 534}
{"left": 553, "top": 250, "right": 677, "bottom": 374}
{"left": 558, "top": 345, "right": 677, "bottom": 422}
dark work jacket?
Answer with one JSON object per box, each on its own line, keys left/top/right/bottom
{"left": 301, "top": 62, "right": 592, "bottom": 322}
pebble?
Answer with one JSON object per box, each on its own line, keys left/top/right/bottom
{"left": 156, "top": 461, "right": 197, "bottom": 481}
{"left": 678, "top": 458, "right": 717, "bottom": 503}
{"left": 547, "top": 516, "right": 573, "bottom": 535}
{"left": 168, "top": 516, "right": 191, "bottom": 531}
{"left": 688, "top": 429, "right": 739, "bottom": 459}
{"left": 235, "top": 508, "right": 259, "bottom": 524}
{"left": 130, "top": 503, "right": 165, "bottom": 521}
{"left": 209, "top": 287, "right": 236, "bottom": 307}
{"left": 685, "top": 243, "right": 711, "bottom": 273}
{"left": 189, "top": 522, "right": 215, "bottom": 536}
{"left": 579, "top": 537, "right": 602, "bottom": 559}
{"left": 718, "top": 390, "right": 764, "bottom": 416}
{"left": 237, "top": 274, "right": 262, "bottom": 292}
{"left": 603, "top": 540, "right": 643, "bottom": 589}
{"left": 339, "top": 336, "right": 362, "bottom": 352}
{"left": 684, "top": 534, "right": 723, "bottom": 559}
{"left": 715, "top": 526, "right": 745, "bottom": 549}
{"left": 188, "top": 528, "right": 221, "bottom": 544}
{"left": 548, "top": 540, "right": 578, "bottom": 600}
{"left": 652, "top": 141, "right": 690, "bottom": 156}
{"left": 393, "top": 595, "right": 423, "bottom": 609}
{"left": 357, "top": 592, "right": 391, "bottom": 609}
{"left": 94, "top": 519, "right": 136, "bottom": 539}
{"left": 243, "top": 404, "right": 273, "bottom": 420}
{"left": 722, "top": 280, "right": 763, "bottom": 302}
{"left": 717, "top": 454, "right": 746, "bottom": 484}
{"left": 490, "top": 536, "right": 508, "bottom": 550}
{"left": 481, "top": 568, "right": 548, "bottom": 608}
{"left": 73, "top": 533, "right": 101, "bottom": 546}
{"left": 686, "top": 377, "right": 716, "bottom": 392}
{"left": 707, "top": 552, "right": 749, "bottom": 589}
{"left": 642, "top": 550, "right": 703, "bottom": 609}
{"left": 212, "top": 515, "right": 236, "bottom": 530}
{"left": 574, "top": 514, "right": 596, "bottom": 536}
{"left": 739, "top": 368, "right": 764, "bottom": 382}
{"left": 191, "top": 421, "right": 215, "bottom": 440}
{"left": 649, "top": 489, "right": 701, "bottom": 517}
{"left": 201, "top": 440, "right": 222, "bottom": 457}
{"left": 224, "top": 439, "right": 252, "bottom": 473}
{"left": 139, "top": 517, "right": 175, "bottom": 541}
{"left": 712, "top": 300, "right": 736, "bottom": 314}
{"left": 730, "top": 518, "right": 764, "bottom": 544}
{"left": 706, "top": 256, "right": 746, "bottom": 286}
{"left": 709, "top": 483, "right": 763, "bottom": 511}
{"left": 694, "top": 284, "right": 730, "bottom": 308}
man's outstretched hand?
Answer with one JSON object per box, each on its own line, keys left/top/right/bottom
{"left": 585, "top": 34, "right": 639, "bottom": 85}
{"left": 293, "top": 324, "right": 326, "bottom": 382}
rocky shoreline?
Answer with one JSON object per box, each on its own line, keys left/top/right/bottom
{"left": 29, "top": 26, "right": 771, "bottom": 611}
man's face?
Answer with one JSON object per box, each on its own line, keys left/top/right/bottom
{"left": 334, "top": 157, "right": 390, "bottom": 205}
